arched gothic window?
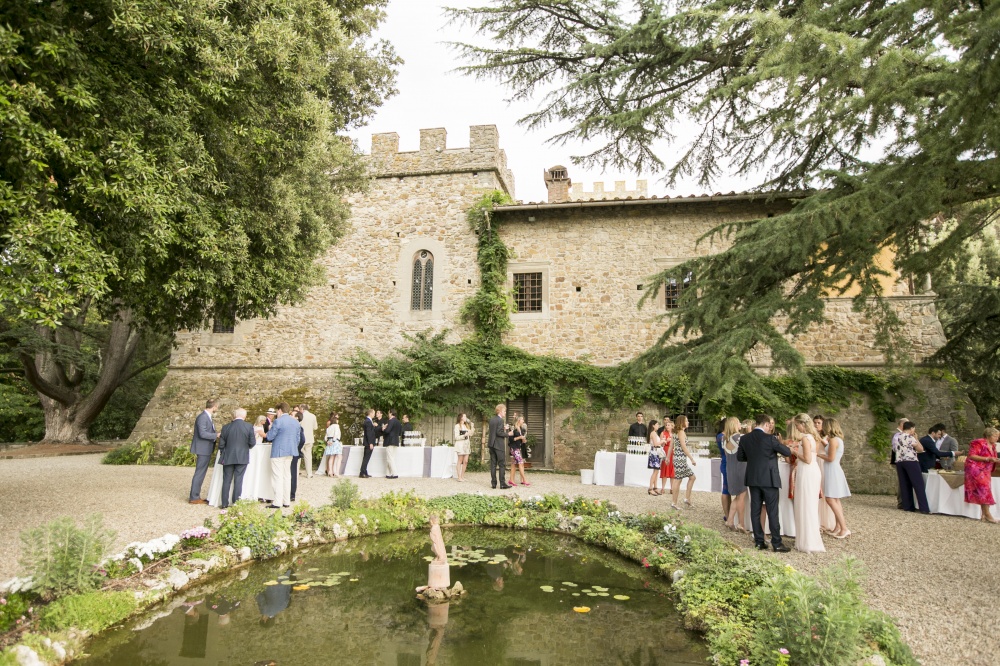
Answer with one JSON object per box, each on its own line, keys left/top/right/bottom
{"left": 411, "top": 250, "right": 434, "bottom": 310}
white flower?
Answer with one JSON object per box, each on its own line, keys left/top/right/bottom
{"left": 0, "top": 577, "right": 33, "bottom": 595}
{"left": 683, "top": 535, "right": 691, "bottom": 544}
{"left": 346, "top": 518, "right": 354, "bottom": 527}
{"left": 359, "top": 514, "right": 369, "bottom": 525}
{"left": 129, "top": 558, "right": 144, "bottom": 573}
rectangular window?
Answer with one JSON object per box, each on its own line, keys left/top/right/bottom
{"left": 665, "top": 272, "right": 693, "bottom": 310}
{"left": 212, "top": 313, "right": 236, "bottom": 334}
{"left": 513, "top": 272, "right": 543, "bottom": 313}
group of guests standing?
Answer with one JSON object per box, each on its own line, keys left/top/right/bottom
{"left": 356, "top": 408, "right": 413, "bottom": 479}
{"left": 187, "top": 399, "right": 321, "bottom": 510}
{"left": 634, "top": 412, "right": 697, "bottom": 509}
{"left": 891, "top": 417, "right": 999, "bottom": 522}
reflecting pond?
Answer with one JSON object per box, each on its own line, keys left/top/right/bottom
{"left": 77, "top": 528, "right": 707, "bottom": 665}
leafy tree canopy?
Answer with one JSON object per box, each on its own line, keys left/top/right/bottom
{"left": 0, "top": 0, "right": 399, "bottom": 440}
{"left": 450, "top": 0, "right": 1000, "bottom": 411}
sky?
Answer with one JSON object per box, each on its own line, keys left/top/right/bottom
{"left": 346, "top": 0, "right": 752, "bottom": 203}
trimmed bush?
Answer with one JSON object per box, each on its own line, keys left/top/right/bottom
{"left": 215, "top": 500, "right": 291, "bottom": 559}
{"left": 329, "top": 479, "right": 360, "bottom": 510}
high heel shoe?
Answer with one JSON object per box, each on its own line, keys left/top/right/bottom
{"left": 683, "top": 499, "right": 693, "bottom": 509}
{"left": 833, "top": 530, "right": 852, "bottom": 539}
{"left": 671, "top": 503, "right": 681, "bottom": 511}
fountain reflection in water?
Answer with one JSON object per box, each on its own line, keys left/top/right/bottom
{"left": 76, "top": 529, "right": 707, "bottom": 666}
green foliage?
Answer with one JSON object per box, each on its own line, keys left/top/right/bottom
{"left": 40, "top": 591, "right": 138, "bottom": 633}
{"left": 860, "top": 609, "right": 919, "bottom": 666}
{"left": 346, "top": 330, "right": 907, "bottom": 459}
{"left": 329, "top": 479, "right": 361, "bottom": 510}
{"left": 0, "top": 0, "right": 398, "bottom": 441}
{"left": 747, "top": 560, "right": 868, "bottom": 666}
{"left": 101, "top": 440, "right": 154, "bottom": 466}
{"left": 0, "top": 372, "right": 44, "bottom": 442}
{"left": 0, "top": 592, "right": 34, "bottom": 632}
{"left": 19, "top": 515, "right": 115, "bottom": 599}
{"left": 215, "top": 500, "right": 292, "bottom": 560}
{"left": 425, "top": 494, "right": 517, "bottom": 524}
{"left": 459, "top": 191, "right": 516, "bottom": 344}
{"left": 932, "top": 221, "right": 1000, "bottom": 424}
{"left": 449, "top": 0, "right": 1000, "bottom": 416}
{"left": 165, "top": 445, "right": 197, "bottom": 467}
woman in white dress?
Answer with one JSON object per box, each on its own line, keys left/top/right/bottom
{"left": 324, "top": 414, "right": 343, "bottom": 477}
{"left": 817, "top": 417, "right": 851, "bottom": 538}
{"left": 453, "top": 413, "right": 474, "bottom": 482}
{"left": 789, "top": 413, "right": 825, "bottom": 553}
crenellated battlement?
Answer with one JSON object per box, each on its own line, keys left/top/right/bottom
{"left": 368, "top": 125, "right": 515, "bottom": 196}
{"left": 571, "top": 179, "right": 648, "bottom": 201}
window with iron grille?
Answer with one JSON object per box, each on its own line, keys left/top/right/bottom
{"left": 513, "top": 272, "right": 543, "bottom": 312}
{"left": 212, "top": 310, "right": 236, "bottom": 334}
{"left": 665, "top": 272, "right": 693, "bottom": 310}
{"left": 411, "top": 250, "right": 433, "bottom": 311}
{"left": 680, "top": 402, "right": 707, "bottom": 434}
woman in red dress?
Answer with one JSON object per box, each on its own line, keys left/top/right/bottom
{"left": 659, "top": 419, "right": 675, "bottom": 495}
{"left": 965, "top": 427, "right": 1000, "bottom": 523}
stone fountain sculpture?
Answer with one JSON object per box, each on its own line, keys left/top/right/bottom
{"left": 416, "top": 514, "right": 466, "bottom": 603}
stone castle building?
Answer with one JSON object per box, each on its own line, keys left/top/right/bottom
{"left": 130, "top": 125, "right": 981, "bottom": 492}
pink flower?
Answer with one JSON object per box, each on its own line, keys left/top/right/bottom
{"left": 740, "top": 660, "right": 749, "bottom": 665}
{"left": 780, "top": 648, "right": 789, "bottom": 655}
{"left": 0, "top": 598, "right": 6, "bottom": 605}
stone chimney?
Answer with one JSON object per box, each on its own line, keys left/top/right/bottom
{"left": 544, "top": 165, "right": 571, "bottom": 203}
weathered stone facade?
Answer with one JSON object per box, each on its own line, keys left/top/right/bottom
{"left": 130, "top": 125, "right": 982, "bottom": 492}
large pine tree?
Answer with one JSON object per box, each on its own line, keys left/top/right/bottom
{"left": 451, "top": 0, "right": 1000, "bottom": 409}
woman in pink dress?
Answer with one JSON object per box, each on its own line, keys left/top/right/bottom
{"left": 965, "top": 427, "right": 1000, "bottom": 523}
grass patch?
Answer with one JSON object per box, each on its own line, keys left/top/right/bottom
{"left": 40, "top": 591, "right": 138, "bottom": 633}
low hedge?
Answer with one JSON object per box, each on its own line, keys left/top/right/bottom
{"left": 3, "top": 488, "right": 916, "bottom": 666}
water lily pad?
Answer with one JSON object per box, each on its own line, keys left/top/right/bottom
{"left": 597, "top": 592, "right": 609, "bottom": 597}
{"left": 280, "top": 581, "right": 293, "bottom": 585}
{"left": 593, "top": 586, "right": 608, "bottom": 592}
{"left": 307, "top": 568, "right": 319, "bottom": 572}
{"left": 562, "top": 582, "right": 577, "bottom": 587}
{"left": 573, "top": 606, "right": 591, "bottom": 613}
{"left": 539, "top": 585, "right": 554, "bottom": 592}
{"left": 581, "top": 589, "right": 592, "bottom": 593}
{"left": 263, "top": 581, "right": 278, "bottom": 586}
{"left": 338, "top": 571, "right": 350, "bottom": 576}
{"left": 613, "top": 595, "right": 630, "bottom": 601}
{"left": 572, "top": 593, "right": 580, "bottom": 597}
{"left": 349, "top": 578, "right": 359, "bottom": 582}
{"left": 586, "top": 592, "right": 598, "bottom": 597}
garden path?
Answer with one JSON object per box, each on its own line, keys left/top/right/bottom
{"left": 1, "top": 454, "right": 994, "bottom": 665}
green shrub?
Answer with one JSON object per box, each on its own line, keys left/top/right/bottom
{"left": 861, "top": 609, "right": 919, "bottom": 665}
{"left": 40, "top": 590, "right": 138, "bottom": 633}
{"left": 165, "top": 445, "right": 197, "bottom": 467}
{"left": 329, "top": 479, "right": 360, "bottom": 510}
{"left": 675, "top": 551, "right": 783, "bottom": 630}
{"left": 747, "top": 559, "right": 868, "bottom": 666}
{"left": 215, "top": 500, "right": 291, "bottom": 559}
{"left": 0, "top": 592, "right": 34, "bottom": 632}
{"left": 426, "top": 493, "right": 515, "bottom": 523}
{"left": 102, "top": 444, "right": 142, "bottom": 465}
{"left": 19, "top": 515, "right": 115, "bottom": 598}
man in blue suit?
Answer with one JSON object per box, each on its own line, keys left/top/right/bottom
{"left": 265, "top": 402, "right": 300, "bottom": 508}
{"left": 188, "top": 399, "right": 219, "bottom": 504}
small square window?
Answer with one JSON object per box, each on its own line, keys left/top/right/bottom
{"left": 665, "top": 272, "right": 693, "bottom": 310}
{"left": 513, "top": 272, "right": 544, "bottom": 312}
{"left": 212, "top": 314, "right": 235, "bottom": 334}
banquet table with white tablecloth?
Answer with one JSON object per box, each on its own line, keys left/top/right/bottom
{"left": 924, "top": 472, "right": 1000, "bottom": 520}
{"left": 207, "top": 442, "right": 273, "bottom": 507}
{"left": 338, "top": 445, "right": 457, "bottom": 479}
{"left": 592, "top": 451, "right": 717, "bottom": 493}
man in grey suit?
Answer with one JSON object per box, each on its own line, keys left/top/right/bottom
{"left": 218, "top": 408, "right": 256, "bottom": 508}
{"left": 935, "top": 424, "right": 960, "bottom": 470}
{"left": 188, "top": 399, "right": 219, "bottom": 504}
{"left": 487, "top": 403, "right": 513, "bottom": 490}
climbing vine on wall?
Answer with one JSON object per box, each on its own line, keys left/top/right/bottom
{"left": 342, "top": 190, "right": 931, "bottom": 462}
{"left": 458, "top": 191, "right": 515, "bottom": 345}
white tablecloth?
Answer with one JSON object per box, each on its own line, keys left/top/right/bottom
{"left": 339, "top": 445, "right": 456, "bottom": 479}
{"left": 924, "top": 473, "right": 1000, "bottom": 519}
{"left": 592, "top": 451, "right": 715, "bottom": 493}
{"left": 208, "top": 443, "right": 273, "bottom": 507}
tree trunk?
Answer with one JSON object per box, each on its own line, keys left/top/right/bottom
{"left": 20, "top": 306, "right": 142, "bottom": 444}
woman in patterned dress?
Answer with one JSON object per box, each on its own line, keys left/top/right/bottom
{"left": 670, "top": 415, "right": 697, "bottom": 510}
{"left": 647, "top": 420, "right": 663, "bottom": 495}
{"left": 509, "top": 415, "right": 530, "bottom": 486}
{"left": 965, "top": 427, "right": 1000, "bottom": 523}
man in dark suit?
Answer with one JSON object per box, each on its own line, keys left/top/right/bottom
{"left": 736, "top": 414, "right": 792, "bottom": 552}
{"left": 919, "top": 423, "right": 956, "bottom": 473}
{"left": 218, "top": 408, "right": 256, "bottom": 508}
{"left": 188, "top": 399, "right": 219, "bottom": 504}
{"left": 360, "top": 408, "right": 377, "bottom": 478}
{"left": 488, "top": 403, "right": 513, "bottom": 489}
{"left": 382, "top": 409, "right": 402, "bottom": 479}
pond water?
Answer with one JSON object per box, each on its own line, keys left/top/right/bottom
{"left": 77, "top": 528, "right": 707, "bottom": 665}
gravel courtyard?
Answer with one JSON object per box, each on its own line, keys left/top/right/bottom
{"left": 1, "top": 454, "right": 996, "bottom": 665}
